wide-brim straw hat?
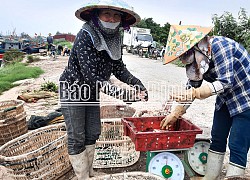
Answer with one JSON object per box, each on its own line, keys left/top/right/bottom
{"left": 164, "top": 25, "right": 213, "bottom": 64}
{"left": 75, "top": 0, "right": 141, "bottom": 26}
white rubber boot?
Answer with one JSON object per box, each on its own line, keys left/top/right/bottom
{"left": 86, "top": 144, "right": 95, "bottom": 177}
{"left": 226, "top": 162, "right": 245, "bottom": 177}
{"left": 69, "top": 150, "right": 89, "bottom": 180}
{"left": 203, "top": 149, "right": 225, "bottom": 180}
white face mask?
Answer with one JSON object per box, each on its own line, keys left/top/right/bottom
{"left": 99, "top": 19, "right": 120, "bottom": 29}
{"left": 199, "top": 59, "right": 209, "bottom": 74}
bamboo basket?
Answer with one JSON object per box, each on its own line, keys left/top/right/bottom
{"left": 94, "top": 105, "right": 139, "bottom": 168}
{"left": 100, "top": 105, "right": 136, "bottom": 119}
{"left": 91, "top": 171, "right": 165, "bottom": 180}
{"left": 0, "top": 100, "right": 28, "bottom": 145}
{"left": 0, "top": 123, "right": 72, "bottom": 180}
{"left": 225, "top": 176, "right": 250, "bottom": 180}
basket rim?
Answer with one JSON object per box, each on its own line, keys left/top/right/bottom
{"left": 0, "top": 100, "right": 25, "bottom": 112}
{"left": 0, "top": 111, "right": 27, "bottom": 124}
{"left": 100, "top": 118, "right": 122, "bottom": 122}
{"left": 0, "top": 123, "right": 66, "bottom": 161}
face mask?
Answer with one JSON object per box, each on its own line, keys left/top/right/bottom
{"left": 99, "top": 19, "right": 120, "bottom": 29}
{"left": 194, "top": 48, "right": 210, "bottom": 75}
{"left": 185, "top": 47, "right": 210, "bottom": 81}
{"left": 199, "top": 60, "right": 209, "bottom": 74}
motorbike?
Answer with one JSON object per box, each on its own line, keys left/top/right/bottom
{"left": 148, "top": 47, "right": 160, "bottom": 60}
{"left": 138, "top": 45, "right": 149, "bottom": 58}
{"left": 49, "top": 44, "right": 57, "bottom": 60}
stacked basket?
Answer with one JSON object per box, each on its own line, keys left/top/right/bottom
{"left": 94, "top": 105, "right": 140, "bottom": 168}
{"left": 0, "top": 100, "right": 28, "bottom": 145}
{"left": 0, "top": 123, "right": 71, "bottom": 179}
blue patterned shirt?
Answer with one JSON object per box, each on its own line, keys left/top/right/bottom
{"left": 203, "top": 36, "right": 250, "bottom": 116}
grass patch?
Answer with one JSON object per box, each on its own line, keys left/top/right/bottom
{"left": 27, "top": 55, "right": 41, "bottom": 63}
{"left": 0, "top": 81, "right": 15, "bottom": 94}
{"left": 0, "top": 63, "right": 44, "bottom": 95}
{"left": 171, "top": 58, "right": 185, "bottom": 67}
{"left": 40, "top": 79, "right": 58, "bottom": 92}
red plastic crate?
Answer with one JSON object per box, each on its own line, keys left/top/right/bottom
{"left": 122, "top": 116, "right": 202, "bottom": 151}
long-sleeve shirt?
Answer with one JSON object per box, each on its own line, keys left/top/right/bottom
{"left": 47, "top": 36, "right": 53, "bottom": 44}
{"left": 192, "top": 36, "right": 250, "bottom": 117}
{"left": 59, "top": 29, "right": 145, "bottom": 102}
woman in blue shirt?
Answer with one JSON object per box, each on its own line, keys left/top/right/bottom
{"left": 161, "top": 25, "right": 250, "bottom": 179}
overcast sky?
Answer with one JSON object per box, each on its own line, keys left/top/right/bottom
{"left": 1, "top": 0, "right": 249, "bottom": 37}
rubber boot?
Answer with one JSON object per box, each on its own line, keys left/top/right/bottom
{"left": 69, "top": 150, "right": 89, "bottom": 180}
{"left": 86, "top": 144, "right": 95, "bottom": 177}
{"left": 226, "top": 162, "right": 245, "bottom": 177}
{"left": 202, "top": 149, "right": 225, "bottom": 180}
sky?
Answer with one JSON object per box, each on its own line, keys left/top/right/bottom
{"left": 1, "top": 0, "right": 250, "bottom": 37}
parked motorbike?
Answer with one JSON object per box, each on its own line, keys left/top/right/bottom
{"left": 137, "top": 44, "right": 149, "bottom": 58}
{"left": 148, "top": 47, "right": 160, "bottom": 60}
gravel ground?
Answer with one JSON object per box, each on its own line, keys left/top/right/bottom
{"left": 0, "top": 51, "right": 249, "bottom": 179}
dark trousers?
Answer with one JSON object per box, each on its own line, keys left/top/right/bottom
{"left": 210, "top": 103, "right": 250, "bottom": 167}
{"left": 61, "top": 104, "right": 101, "bottom": 155}
{"left": 48, "top": 44, "right": 52, "bottom": 51}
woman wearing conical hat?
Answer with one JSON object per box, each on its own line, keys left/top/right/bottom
{"left": 161, "top": 25, "right": 250, "bottom": 179}
{"left": 59, "top": 0, "right": 148, "bottom": 179}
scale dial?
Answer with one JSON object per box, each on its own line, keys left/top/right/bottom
{"left": 187, "top": 141, "right": 210, "bottom": 175}
{"left": 148, "top": 152, "right": 185, "bottom": 180}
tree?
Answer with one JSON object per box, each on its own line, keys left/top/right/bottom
{"left": 136, "top": 18, "right": 170, "bottom": 46}
{"left": 212, "top": 8, "right": 250, "bottom": 52}
{"left": 20, "top": 32, "right": 30, "bottom": 39}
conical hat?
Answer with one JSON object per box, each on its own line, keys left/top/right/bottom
{"left": 75, "top": 0, "right": 141, "bottom": 26}
{"left": 164, "top": 25, "right": 213, "bottom": 64}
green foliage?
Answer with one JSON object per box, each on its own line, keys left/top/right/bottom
{"left": 27, "top": 55, "right": 41, "bottom": 63}
{"left": 0, "top": 81, "right": 15, "bottom": 94}
{"left": 136, "top": 18, "right": 170, "bottom": 47}
{"left": 3, "top": 49, "right": 24, "bottom": 64}
{"left": 212, "top": 8, "right": 250, "bottom": 52}
{"left": 0, "top": 63, "right": 44, "bottom": 95}
{"left": 40, "top": 79, "right": 58, "bottom": 92}
{"left": 54, "top": 40, "right": 73, "bottom": 49}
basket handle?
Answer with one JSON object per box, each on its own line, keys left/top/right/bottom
{"left": 3, "top": 106, "right": 16, "bottom": 112}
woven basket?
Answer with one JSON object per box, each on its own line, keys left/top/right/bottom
{"left": 94, "top": 118, "right": 140, "bottom": 168}
{"left": 100, "top": 105, "right": 136, "bottom": 119}
{"left": 0, "top": 100, "right": 28, "bottom": 145}
{"left": 0, "top": 123, "right": 72, "bottom": 180}
{"left": 91, "top": 171, "right": 165, "bottom": 180}
{"left": 225, "top": 175, "right": 250, "bottom": 180}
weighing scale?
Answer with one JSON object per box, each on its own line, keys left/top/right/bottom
{"left": 147, "top": 151, "right": 185, "bottom": 179}
{"left": 146, "top": 140, "right": 210, "bottom": 179}
{"left": 185, "top": 141, "right": 210, "bottom": 176}
{"left": 121, "top": 112, "right": 209, "bottom": 179}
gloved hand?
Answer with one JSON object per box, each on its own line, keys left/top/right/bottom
{"left": 160, "top": 105, "right": 186, "bottom": 129}
{"left": 171, "top": 84, "right": 212, "bottom": 102}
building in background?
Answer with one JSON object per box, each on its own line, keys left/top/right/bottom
{"left": 53, "top": 34, "right": 76, "bottom": 42}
